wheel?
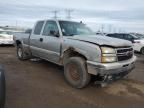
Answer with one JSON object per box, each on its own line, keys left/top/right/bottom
{"left": 17, "top": 44, "right": 29, "bottom": 60}
{"left": 64, "top": 57, "right": 91, "bottom": 89}
{"left": 0, "top": 70, "right": 5, "bottom": 108}
{"left": 141, "top": 47, "right": 144, "bottom": 55}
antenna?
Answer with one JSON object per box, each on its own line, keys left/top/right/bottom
{"left": 65, "top": 9, "right": 74, "bottom": 19}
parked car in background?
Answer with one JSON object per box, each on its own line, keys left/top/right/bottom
{"left": 0, "top": 66, "right": 5, "bottom": 108}
{"left": 0, "top": 30, "right": 14, "bottom": 45}
{"left": 14, "top": 19, "right": 136, "bottom": 88}
{"left": 133, "top": 33, "right": 144, "bottom": 39}
{"left": 106, "top": 33, "right": 144, "bottom": 54}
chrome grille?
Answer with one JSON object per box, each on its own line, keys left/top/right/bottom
{"left": 116, "top": 47, "right": 133, "bottom": 61}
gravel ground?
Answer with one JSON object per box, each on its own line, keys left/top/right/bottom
{"left": 0, "top": 46, "right": 144, "bottom": 108}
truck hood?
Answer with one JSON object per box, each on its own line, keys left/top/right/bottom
{"left": 66, "top": 35, "right": 132, "bottom": 47}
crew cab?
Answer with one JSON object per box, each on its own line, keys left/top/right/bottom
{"left": 106, "top": 33, "right": 144, "bottom": 54}
{"left": 13, "top": 19, "right": 136, "bottom": 88}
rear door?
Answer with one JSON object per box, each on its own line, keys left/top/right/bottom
{"left": 29, "top": 21, "right": 45, "bottom": 57}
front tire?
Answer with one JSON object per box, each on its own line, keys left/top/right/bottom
{"left": 17, "top": 44, "right": 29, "bottom": 60}
{"left": 64, "top": 57, "right": 91, "bottom": 89}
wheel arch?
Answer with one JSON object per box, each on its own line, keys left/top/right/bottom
{"left": 61, "top": 47, "right": 88, "bottom": 65}
{"left": 15, "top": 40, "right": 22, "bottom": 46}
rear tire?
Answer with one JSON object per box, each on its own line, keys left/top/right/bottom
{"left": 64, "top": 57, "right": 91, "bottom": 89}
{"left": 17, "top": 44, "right": 29, "bottom": 60}
{"left": 0, "top": 70, "right": 5, "bottom": 108}
{"left": 141, "top": 47, "right": 144, "bottom": 55}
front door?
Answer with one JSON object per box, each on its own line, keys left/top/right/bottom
{"left": 41, "top": 20, "right": 61, "bottom": 63}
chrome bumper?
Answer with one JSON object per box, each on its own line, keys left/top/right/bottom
{"left": 87, "top": 56, "right": 137, "bottom": 75}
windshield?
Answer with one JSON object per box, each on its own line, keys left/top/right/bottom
{"left": 59, "top": 21, "right": 95, "bottom": 36}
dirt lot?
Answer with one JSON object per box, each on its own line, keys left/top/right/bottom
{"left": 0, "top": 46, "right": 144, "bottom": 108}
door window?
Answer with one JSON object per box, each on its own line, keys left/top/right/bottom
{"left": 42, "top": 21, "right": 59, "bottom": 36}
{"left": 34, "top": 21, "right": 44, "bottom": 35}
{"left": 117, "top": 34, "right": 124, "bottom": 39}
{"left": 124, "top": 34, "right": 133, "bottom": 41}
{"left": 107, "top": 34, "right": 116, "bottom": 38}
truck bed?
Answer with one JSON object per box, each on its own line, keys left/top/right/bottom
{"left": 13, "top": 32, "right": 30, "bottom": 45}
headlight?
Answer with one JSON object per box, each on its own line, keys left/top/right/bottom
{"left": 101, "top": 47, "right": 117, "bottom": 63}
{"left": 101, "top": 47, "right": 116, "bottom": 54}
{"left": 102, "top": 56, "right": 117, "bottom": 63}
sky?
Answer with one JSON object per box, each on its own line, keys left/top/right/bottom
{"left": 0, "top": 0, "right": 144, "bottom": 33}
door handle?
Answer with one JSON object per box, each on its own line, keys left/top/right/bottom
{"left": 39, "top": 38, "right": 43, "bottom": 42}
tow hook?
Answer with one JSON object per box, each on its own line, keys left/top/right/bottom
{"left": 94, "top": 75, "right": 113, "bottom": 87}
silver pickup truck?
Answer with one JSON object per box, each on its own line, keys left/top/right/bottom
{"left": 14, "top": 19, "right": 136, "bottom": 88}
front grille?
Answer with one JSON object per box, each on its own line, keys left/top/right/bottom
{"left": 117, "top": 47, "right": 133, "bottom": 61}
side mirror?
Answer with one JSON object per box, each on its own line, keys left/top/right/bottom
{"left": 50, "top": 30, "right": 59, "bottom": 37}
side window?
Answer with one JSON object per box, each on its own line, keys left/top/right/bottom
{"left": 122, "top": 34, "right": 126, "bottom": 39}
{"left": 117, "top": 34, "right": 124, "bottom": 39}
{"left": 124, "top": 34, "right": 131, "bottom": 40}
{"left": 107, "top": 34, "right": 114, "bottom": 37}
{"left": 111, "top": 34, "right": 117, "bottom": 38}
{"left": 34, "top": 21, "right": 44, "bottom": 35}
{"left": 127, "top": 34, "right": 134, "bottom": 41}
{"left": 42, "top": 21, "right": 59, "bottom": 36}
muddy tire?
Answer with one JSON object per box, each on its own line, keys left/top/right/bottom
{"left": 64, "top": 57, "right": 91, "bottom": 89}
{"left": 0, "top": 69, "right": 5, "bottom": 108}
{"left": 140, "top": 47, "right": 144, "bottom": 55}
{"left": 17, "top": 44, "right": 29, "bottom": 60}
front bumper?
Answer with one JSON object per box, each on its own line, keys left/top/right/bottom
{"left": 87, "top": 56, "right": 137, "bottom": 76}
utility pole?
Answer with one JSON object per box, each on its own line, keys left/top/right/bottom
{"left": 108, "top": 24, "right": 112, "bottom": 33}
{"left": 101, "top": 24, "right": 104, "bottom": 33}
{"left": 113, "top": 27, "right": 116, "bottom": 33}
{"left": 16, "top": 20, "right": 18, "bottom": 30}
{"left": 65, "top": 9, "right": 74, "bottom": 19}
{"left": 119, "top": 28, "right": 122, "bottom": 33}
{"left": 16, "top": 20, "right": 17, "bottom": 27}
{"left": 51, "top": 10, "right": 59, "bottom": 19}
